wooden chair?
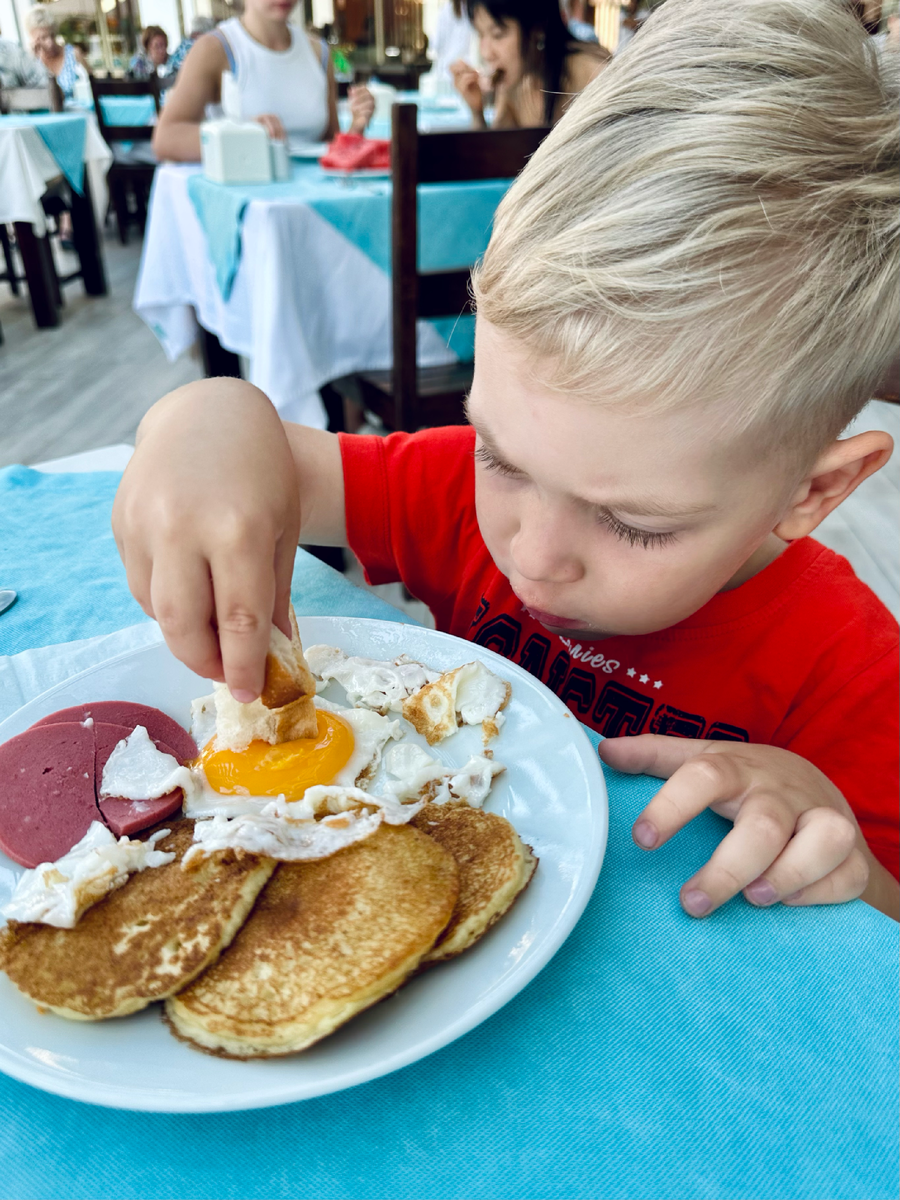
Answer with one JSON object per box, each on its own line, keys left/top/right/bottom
{"left": 90, "top": 76, "right": 161, "bottom": 244}
{"left": 329, "top": 104, "right": 550, "bottom": 431}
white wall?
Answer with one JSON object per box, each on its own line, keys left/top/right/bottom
{"left": 0, "top": 0, "right": 30, "bottom": 45}
{"left": 138, "top": 0, "right": 186, "bottom": 48}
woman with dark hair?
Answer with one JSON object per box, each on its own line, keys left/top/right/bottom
{"left": 450, "top": 0, "right": 608, "bottom": 128}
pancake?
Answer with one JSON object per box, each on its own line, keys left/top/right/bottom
{"left": 411, "top": 803, "right": 537, "bottom": 962}
{"left": 165, "top": 823, "right": 459, "bottom": 1058}
{"left": 0, "top": 820, "right": 275, "bottom": 1020}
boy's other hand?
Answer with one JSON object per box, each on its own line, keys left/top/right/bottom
{"left": 111, "top": 380, "right": 300, "bottom": 703}
{"left": 598, "top": 736, "right": 898, "bottom": 920}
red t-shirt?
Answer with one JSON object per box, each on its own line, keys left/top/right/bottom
{"left": 339, "top": 425, "right": 900, "bottom": 878}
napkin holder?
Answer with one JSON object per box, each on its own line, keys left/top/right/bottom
{"left": 200, "top": 118, "right": 273, "bottom": 184}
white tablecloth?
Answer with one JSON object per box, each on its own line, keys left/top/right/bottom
{"left": 132, "top": 164, "right": 457, "bottom": 428}
{"left": 0, "top": 116, "right": 110, "bottom": 234}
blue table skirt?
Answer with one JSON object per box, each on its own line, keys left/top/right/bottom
{"left": 0, "top": 111, "right": 87, "bottom": 192}
{"left": 1, "top": 464, "right": 897, "bottom": 1200}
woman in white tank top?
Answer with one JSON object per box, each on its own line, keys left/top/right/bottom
{"left": 152, "top": 0, "right": 375, "bottom": 161}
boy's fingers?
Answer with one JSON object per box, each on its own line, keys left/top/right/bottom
{"left": 599, "top": 734, "right": 712, "bottom": 779}
{"left": 781, "top": 847, "right": 869, "bottom": 907}
{"left": 742, "top": 807, "right": 858, "bottom": 907}
{"left": 630, "top": 748, "right": 741, "bottom": 849}
{"left": 119, "top": 545, "right": 155, "bottom": 619}
{"left": 678, "top": 792, "right": 795, "bottom": 916}
{"left": 149, "top": 553, "right": 223, "bottom": 681}
{"left": 210, "top": 546, "right": 277, "bottom": 701}
{"left": 272, "top": 531, "right": 296, "bottom": 640}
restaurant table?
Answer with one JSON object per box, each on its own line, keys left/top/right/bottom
{"left": 133, "top": 98, "right": 494, "bottom": 427}
{"left": 0, "top": 112, "right": 110, "bottom": 327}
{"left": 0, "top": 447, "right": 897, "bottom": 1200}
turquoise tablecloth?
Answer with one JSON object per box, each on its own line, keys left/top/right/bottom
{"left": 98, "top": 95, "right": 157, "bottom": 128}
{"left": 0, "top": 111, "right": 87, "bottom": 193}
{"left": 187, "top": 161, "right": 506, "bottom": 364}
{"left": 0, "top": 464, "right": 898, "bottom": 1200}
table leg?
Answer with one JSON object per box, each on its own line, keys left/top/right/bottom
{"left": 0, "top": 225, "right": 21, "bottom": 296}
{"left": 13, "top": 222, "right": 60, "bottom": 329}
{"left": 69, "top": 172, "right": 108, "bottom": 297}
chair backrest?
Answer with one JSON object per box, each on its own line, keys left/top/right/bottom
{"left": 390, "top": 103, "right": 549, "bottom": 428}
{"left": 90, "top": 76, "right": 160, "bottom": 144}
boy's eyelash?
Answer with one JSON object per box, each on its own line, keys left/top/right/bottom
{"left": 597, "top": 510, "right": 677, "bottom": 549}
{"left": 476, "top": 444, "right": 676, "bottom": 549}
{"left": 475, "top": 445, "right": 522, "bottom": 478}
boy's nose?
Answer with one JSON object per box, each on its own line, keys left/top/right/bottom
{"left": 509, "top": 509, "right": 583, "bottom": 586}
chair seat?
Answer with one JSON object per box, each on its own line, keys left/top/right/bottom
{"left": 332, "top": 361, "right": 474, "bottom": 430}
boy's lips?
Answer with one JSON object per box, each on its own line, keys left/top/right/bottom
{"left": 521, "top": 605, "right": 585, "bottom": 631}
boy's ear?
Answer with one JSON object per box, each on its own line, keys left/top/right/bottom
{"left": 773, "top": 430, "right": 894, "bottom": 541}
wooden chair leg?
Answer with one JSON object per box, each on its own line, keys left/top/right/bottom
{"left": 134, "top": 179, "right": 149, "bottom": 233}
{"left": 0, "top": 225, "right": 20, "bottom": 295}
{"left": 198, "top": 324, "right": 242, "bottom": 378}
{"left": 110, "top": 178, "right": 130, "bottom": 245}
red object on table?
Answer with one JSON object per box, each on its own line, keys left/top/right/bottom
{"left": 319, "top": 133, "right": 391, "bottom": 172}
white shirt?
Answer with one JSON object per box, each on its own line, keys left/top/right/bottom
{"left": 213, "top": 18, "right": 329, "bottom": 142}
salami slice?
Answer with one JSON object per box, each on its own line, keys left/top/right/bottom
{"left": 31, "top": 702, "right": 197, "bottom": 763}
{"left": 94, "top": 723, "right": 186, "bottom": 837}
{"left": 0, "top": 723, "right": 99, "bottom": 868}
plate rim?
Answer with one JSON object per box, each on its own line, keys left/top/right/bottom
{"left": 0, "top": 617, "right": 608, "bottom": 1112}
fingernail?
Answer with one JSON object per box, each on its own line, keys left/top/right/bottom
{"left": 231, "top": 688, "right": 258, "bottom": 703}
{"left": 782, "top": 890, "right": 803, "bottom": 904}
{"left": 744, "top": 878, "right": 777, "bottom": 906}
{"left": 632, "top": 820, "right": 658, "bottom": 849}
{"left": 682, "top": 888, "right": 712, "bottom": 917}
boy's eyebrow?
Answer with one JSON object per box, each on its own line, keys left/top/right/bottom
{"left": 466, "top": 399, "right": 716, "bottom": 519}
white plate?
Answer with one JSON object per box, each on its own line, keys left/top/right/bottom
{"left": 288, "top": 140, "right": 329, "bottom": 159}
{"left": 319, "top": 166, "right": 392, "bottom": 179}
{"left": 0, "top": 617, "right": 607, "bottom": 1113}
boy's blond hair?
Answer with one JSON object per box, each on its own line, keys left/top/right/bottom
{"left": 472, "top": 0, "right": 899, "bottom": 459}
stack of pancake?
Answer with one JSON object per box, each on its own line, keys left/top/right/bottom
{"left": 0, "top": 802, "right": 536, "bottom": 1058}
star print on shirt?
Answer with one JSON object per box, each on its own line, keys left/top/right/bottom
{"left": 653, "top": 680, "right": 663, "bottom": 689}
{"left": 627, "top": 668, "right": 636, "bottom": 677}
{"left": 639, "top": 674, "right": 649, "bottom": 684}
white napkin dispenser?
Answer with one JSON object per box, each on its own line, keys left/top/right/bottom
{"left": 200, "top": 119, "right": 272, "bottom": 185}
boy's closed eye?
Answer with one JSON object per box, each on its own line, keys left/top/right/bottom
{"left": 474, "top": 443, "right": 679, "bottom": 549}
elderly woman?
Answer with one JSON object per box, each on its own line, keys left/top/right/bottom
{"left": 451, "top": 0, "right": 608, "bottom": 128}
{"left": 25, "top": 7, "right": 88, "bottom": 99}
{"left": 129, "top": 26, "right": 170, "bottom": 80}
{"left": 153, "top": 0, "right": 374, "bottom": 160}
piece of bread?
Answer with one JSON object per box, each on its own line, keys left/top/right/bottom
{"left": 165, "top": 824, "right": 459, "bottom": 1058}
{"left": 260, "top": 607, "right": 316, "bottom": 710}
{"left": 213, "top": 607, "right": 318, "bottom": 751}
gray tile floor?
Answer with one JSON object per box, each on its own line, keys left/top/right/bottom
{"left": 1, "top": 230, "right": 896, "bottom": 620}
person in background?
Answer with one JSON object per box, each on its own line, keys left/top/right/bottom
{"left": 152, "top": 0, "right": 374, "bottom": 160}
{"left": 564, "top": 0, "right": 599, "bottom": 42}
{"left": 168, "top": 16, "right": 217, "bottom": 76}
{"left": 0, "top": 23, "right": 48, "bottom": 88}
{"left": 25, "top": 8, "right": 88, "bottom": 100}
{"left": 432, "top": 0, "right": 475, "bottom": 82}
{"left": 451, "top": 0, "right": 608, "bottom": 127}
{"left": 129, "top": 26, "right": 169, "bottom": 81}
{"left": 616, "top": 0, "right": 649, "bottom": 53}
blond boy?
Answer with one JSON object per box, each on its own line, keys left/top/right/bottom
{"left": 114, "top": 0, "right": 899, "bottom": 919}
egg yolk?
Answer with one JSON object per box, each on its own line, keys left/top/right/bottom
{"left": 198, "top": 710, "right": 354, "bottom": 801}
